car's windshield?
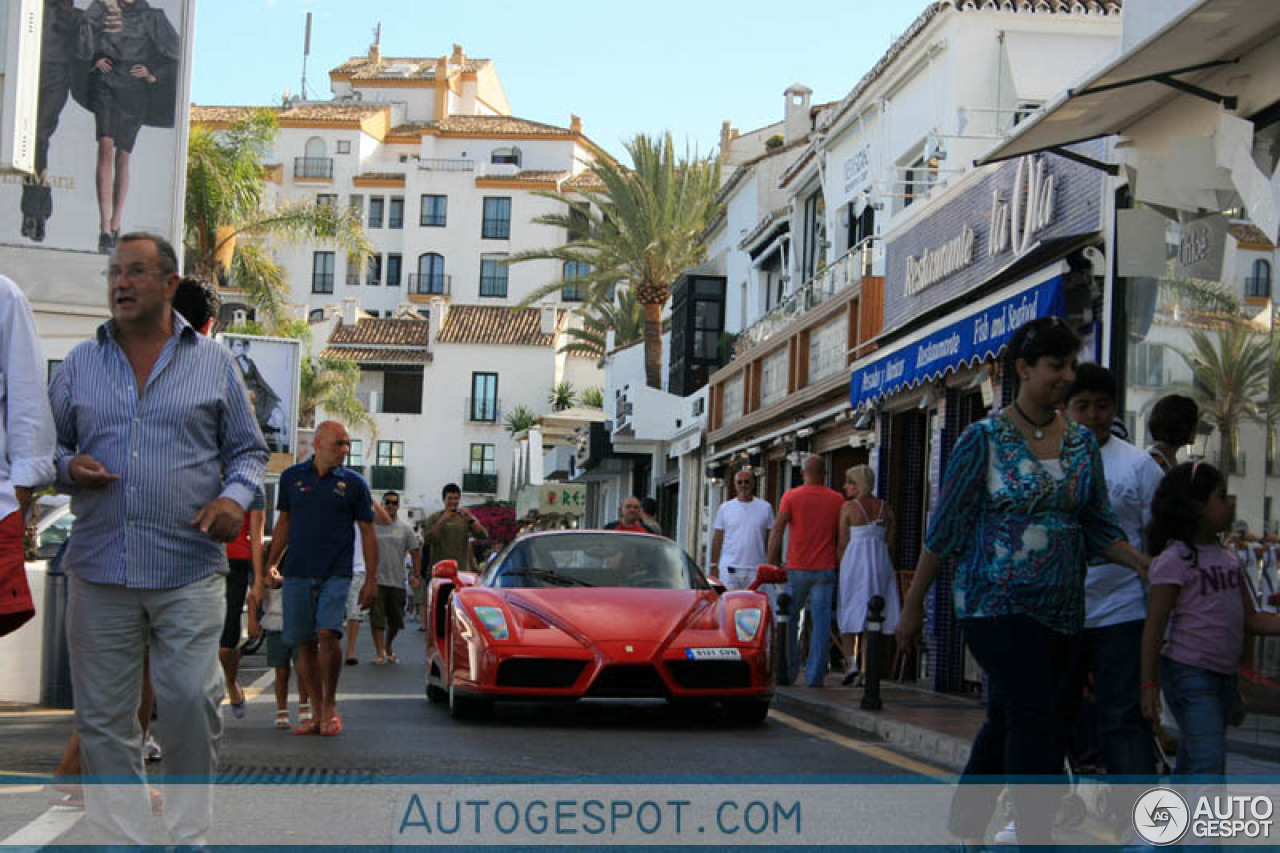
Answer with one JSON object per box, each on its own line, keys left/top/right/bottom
{"left": 488, "top": 533, "right": 708, "bottom": 590}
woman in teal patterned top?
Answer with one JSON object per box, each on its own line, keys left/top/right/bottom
{"left": 896, "top": 317, "right": 1149, "bottom": 845}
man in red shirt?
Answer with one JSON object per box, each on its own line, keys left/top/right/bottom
{"left": 604, "top": 496, "right": 650, "bottom": 533}
{"left": 768, "top": 455, "right": 844, "bottom": 687}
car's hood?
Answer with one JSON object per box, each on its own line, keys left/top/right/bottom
{"left": 503, "top": 588, "right": 706, "bottom": 643}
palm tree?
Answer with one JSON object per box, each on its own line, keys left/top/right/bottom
{"left": 299, "top": 353, "right": 375, "bottom": 437}
{"left": 1175, "top": 319, "right": 1270, "bottom": 468}
{"left": 557, "top": 287, "right": 645, "bottom": 359}
{"left": 510, "top": 133, "right": 720, "bottom": 388}
{"left": 185, "top": 110, "right": 370, "bottom": 332}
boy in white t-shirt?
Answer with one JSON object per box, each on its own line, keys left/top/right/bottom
{"left": 709, "top": 469, "right": 776, "bottom": 592}
{"left": 262, "top": 569, "right": 309, "bottom": 729}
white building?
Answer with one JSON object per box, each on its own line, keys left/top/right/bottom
{"left": 192, "top": 43, "right": 605, "bottom": 512}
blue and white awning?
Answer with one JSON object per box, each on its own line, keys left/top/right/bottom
{"left": 850, "top": 270, "right": 1066, "bottom": 409}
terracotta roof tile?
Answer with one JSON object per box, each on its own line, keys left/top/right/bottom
{"left": 1228, "top": 223, "right": 1275, "bottom": 250}
{"left": 436, "top": 305, "right": 557, "bottom": 346}
{"left": 191, "top": 104, "right": 386, "bottom": 125}
{"left": 329, "top": 318, "right": 431, "bottom": 346}
{"left": 563, "top": 170, "right": 606, "bottom": 191}
{"left": 330, "top": 55, "right": 489, "bottom": 80}
{"left": 319, "top": 347, "right": 432, "bottom": 364}
{"left": 390, "top": 115, "right": 574, "bottom": 138}
{"left": 477, "top": 169, "right": 568, "bottom": 184}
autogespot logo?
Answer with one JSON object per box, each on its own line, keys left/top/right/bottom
{"left": 1134, "top": 787, "right": 1190, "bottom": 846}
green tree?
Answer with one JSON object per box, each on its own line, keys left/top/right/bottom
{"left": 557, "top": 287, "right": 645, "bottom": 359}
{"left": 504, "top": 404, "right": 537, "bottom": 435}
{"left": 185, "top": 109, "right": 370, "bottom": 332}
{"left": 299, "top": 353, "right": 375, "bottom": 437}
{"left": 1175, "top": 320, "right": 1270, "bottom": 468}
{"left": 511, "top": 133, "right": 720, "bottom": 388}
{"left": 548, "top": 381, "right": 577, "bottom": 412}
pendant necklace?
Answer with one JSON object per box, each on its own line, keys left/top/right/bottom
{"left": 1013, "top": 401, "right": 1055, "bottom": 440}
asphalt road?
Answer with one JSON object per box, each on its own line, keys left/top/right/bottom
{"left": 0, "top": 614, "right": 940, "bottom": 845}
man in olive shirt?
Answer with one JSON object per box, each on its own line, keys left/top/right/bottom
{"left": 371, "top": 491, "right": 420, "bottom": 664}
{"left": 422, "top": 482, "right": 487, "bottom": 582}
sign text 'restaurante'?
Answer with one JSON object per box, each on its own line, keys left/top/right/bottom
{"left": 904, "top": 225, "right": 974, "bottom": 297}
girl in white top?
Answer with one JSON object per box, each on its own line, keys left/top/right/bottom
{"left": 836, "top": 465, "right": 900, "bottom": 684}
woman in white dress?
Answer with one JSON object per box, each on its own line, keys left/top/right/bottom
{"left": 836, "top": 465, "right": 900, "bottom": 685}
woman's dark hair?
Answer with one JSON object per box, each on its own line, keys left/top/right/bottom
{"left": 1148, "top": 394, "right": 1199, "bottom": 446}
{"left": 1004, "top": 316, "right": 1081, "bottom": 377}
{"left": 1065, "top": 361, "right": 1116, "bottom": 403}
{"left": 1146, "top": 461, "right": 1224, "bottom": 559}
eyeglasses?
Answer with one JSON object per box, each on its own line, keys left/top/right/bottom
{"left": 106, "top": 264, "right": 164, "bottom": 282}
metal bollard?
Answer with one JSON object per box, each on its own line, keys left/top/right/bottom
{"left": 40, "top": 541, "right": 74, "bottom": 709}
{"left": 860, "top": 595, "right": 884, "bottom": 711}
{"left": 774, "top": 590, "right": 792, "bottom": 685}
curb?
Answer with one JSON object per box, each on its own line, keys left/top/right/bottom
{"left": 773, "top": 689, "right": 971, "bottom": 773}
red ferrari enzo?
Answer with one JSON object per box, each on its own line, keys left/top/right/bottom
{"left": 423, "top": 530, "right": 775, "bottom": 723}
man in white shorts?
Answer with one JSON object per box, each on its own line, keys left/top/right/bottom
{"left": 709, "top": 469, "right": 775, "bottom": 591}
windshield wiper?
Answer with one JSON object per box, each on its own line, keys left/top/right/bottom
{"left": 504, "top": 568, "right": 594, "bottom": 587}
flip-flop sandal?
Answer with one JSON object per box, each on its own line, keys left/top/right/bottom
{"left": 291, "top": 720, "right": 321, "bottom": 736}
{"left": 275, "top": 710, "right": 292, "bottom": 729}
{"left": 388, "top": 653, "right": 398, "bottom": 664}
{"left": 370, "top": 655, "right": 389, "bottom": 666}
{"left": 320, "top": 714, "right": 343, "bottom": 736}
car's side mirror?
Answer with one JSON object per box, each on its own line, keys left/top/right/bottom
{"left": 432, "top": 559, "right": 459, "bottom": 580}
{"left": 749, "top": 564, "right": 787, "bottom": 590}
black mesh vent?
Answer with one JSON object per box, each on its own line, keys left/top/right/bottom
{"left": 586, "top": 665, "right": 667, "bottom": 698}
{"left": 496, "top": 658, "right": 586, "bottom": 688}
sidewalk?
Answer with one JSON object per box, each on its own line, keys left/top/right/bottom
{"left": 774, "top": 674, "right": 1280, "bottom": 775}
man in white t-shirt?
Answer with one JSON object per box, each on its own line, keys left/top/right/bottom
{"left": 709, "top": 469, "right": 775, "bottom": 591}
{"left": 1065, "top": 364, "right": 1163, "bottom": 777}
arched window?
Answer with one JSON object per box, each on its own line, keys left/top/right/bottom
{"left": 297, "top": 137, "right": 331, "bottom": 179}
{"left": 413, "top": 253, "right": 446, "bottom": 295}
{"left": 1248, "top": 258, "right": 1272, "bottom": 298}
{"left": 491, "top": 146, "right": 522, "bottom": 166}
{"left": 562, "top": 261, "right": 590, "bottom": 302}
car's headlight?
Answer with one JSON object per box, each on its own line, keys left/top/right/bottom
{"left": 734, "top": 608, "right": 763, "bottom": 643}
{"left": 473, "top": 606, "right": 510, "bottom": 640}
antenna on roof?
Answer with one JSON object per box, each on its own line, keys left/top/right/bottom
{"left": 300, "top": 12, "right": 312, "bottom": 100}
{"left": 374, "top": 22, "right": 382, "bottom": 47}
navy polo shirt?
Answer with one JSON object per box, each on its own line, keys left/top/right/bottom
{"left": 277, "top": 458, "right": 374, "bottom": 579}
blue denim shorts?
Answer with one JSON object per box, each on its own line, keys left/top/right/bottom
{"left": 282, "top": 575, "right": 351, "bottom": 647}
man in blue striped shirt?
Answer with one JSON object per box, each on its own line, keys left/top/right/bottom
{"left": 48, "top": 232, "right": 268, "bottom": 845}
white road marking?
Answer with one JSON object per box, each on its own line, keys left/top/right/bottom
{"left": 0, "top": 805, "right": 83, "bottom": 846}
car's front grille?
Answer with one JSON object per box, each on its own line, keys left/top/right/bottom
{"left": 666, "top": 660, "right": 753, "bottom": 689}
{"left": 586, "top": 665, "right": 668, "bottom": 698}
{"left": 496, "top": 658, "right": 586, "bottom": 688}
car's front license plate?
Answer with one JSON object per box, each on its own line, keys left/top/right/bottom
{"left": 684, "top": 647, "right": 742, "bottom": 660}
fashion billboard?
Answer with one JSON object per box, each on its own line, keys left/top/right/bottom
{"left": 217, "top": 332, "right": 303, "bottom": 476}
{"left": 0, "top": 0, "right": 194, "bottom": 308}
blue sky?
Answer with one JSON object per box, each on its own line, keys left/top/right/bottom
{"left": 192, "top": 1, "right": 928, "bottom": 159}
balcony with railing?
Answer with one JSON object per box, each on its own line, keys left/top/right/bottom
{"left": 736, "top": 236, "right": 883, "bottom": 355}
{"left": 370, "top": 465, "right": 405, "bottom": 490}
{"left": 408, "top": 273, "right": 451, "bottom": 297}
{"left": 294, "top": 157, "right": 334, "bottom": 180}
{"left": 418, "top": 158, "right": 475, "bottom": 172}
{"left": 462, "top": 471, "right": 498, "bottom": 494}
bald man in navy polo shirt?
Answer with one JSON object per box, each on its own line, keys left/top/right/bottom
{"left": 266, "top": 421, "right": 376, "bottom": 735}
